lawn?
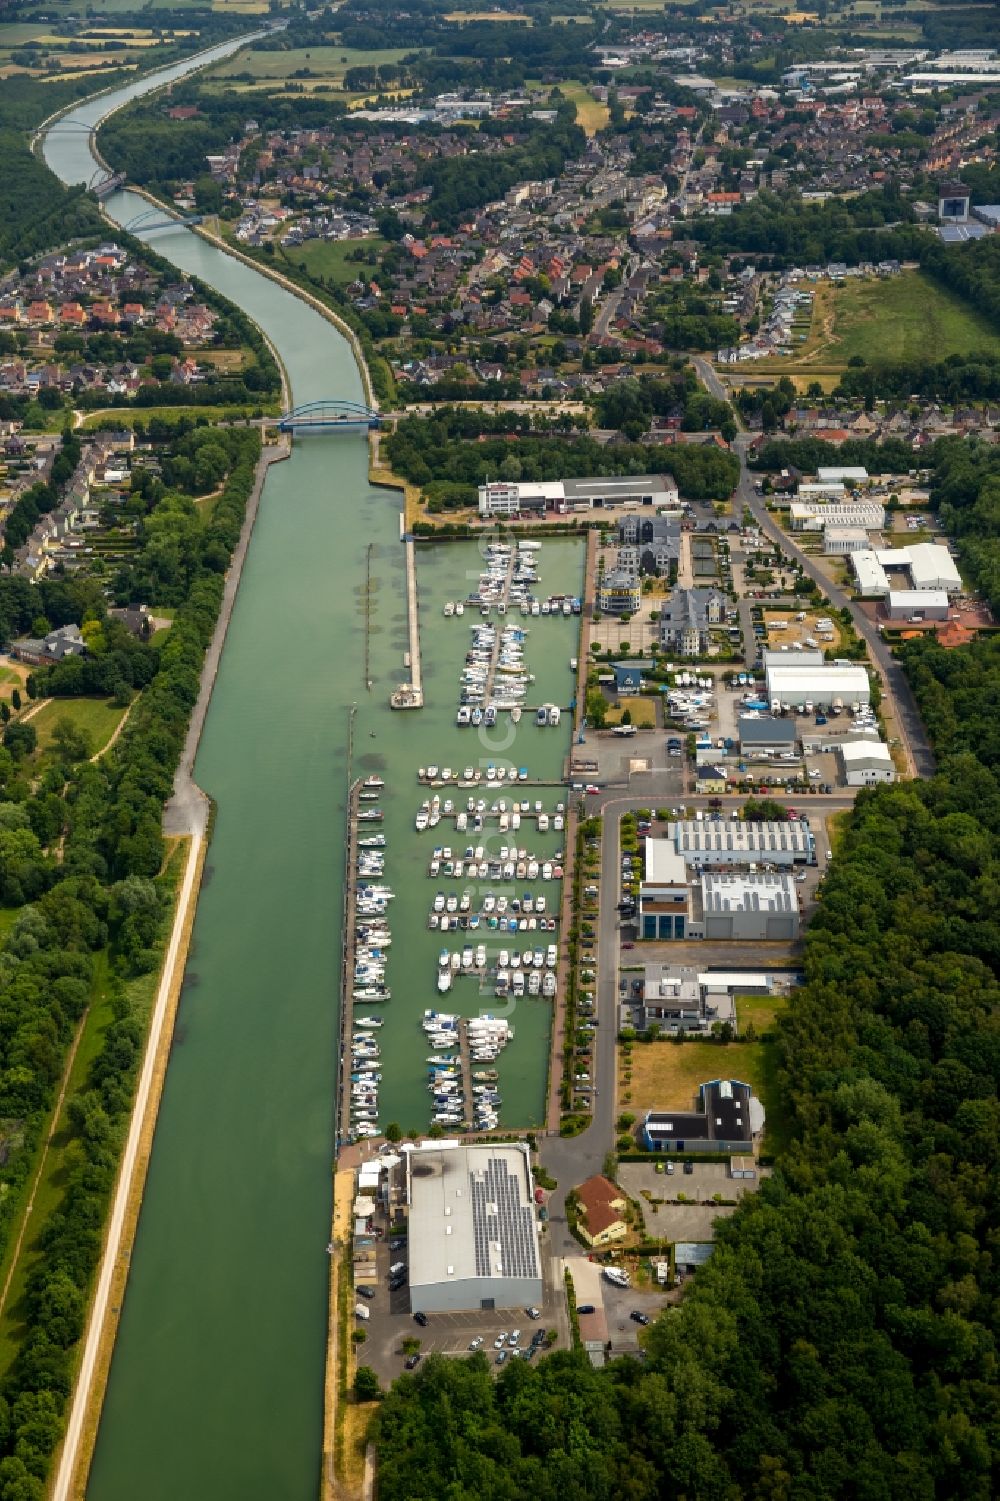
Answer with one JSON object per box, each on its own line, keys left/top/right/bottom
{"left": 805, "top": 272, "right": 1000, "bottom": 370}
{"left": 205, "top": 44, "right": 415, "bottom": 84}
{"left": 619, "top": 1035, "right": 792, "bottom": 1153}
{"left": 289, "top": 236, "right": 387, "bottom": 287}
{"left": 734, "top": 991, "right": 789, "bottom": 1036}
{"left": 605, "top": 698, "right": 656, "bottom": 727}
{"left": 30, "top": 697, "right": 128, "bottom": 760}
{"left": 560, "top": 79, "right": 610, "bottom": 135}
{"left": 79, "top": 401, "right": 279, "bottom": 429}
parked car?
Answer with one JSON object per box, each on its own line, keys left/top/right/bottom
{"left": 494, "top": 1333, "right": 507, "bottom": 1349}
{"left": 683, "top": 1161, "right": 694, "bottom": 1175}
{"left": 495, "top": 1350, "right": 508, "bottom": 1366}
{"left": 356, "top": 1285, "right": 375, "bottom": 1300}
{"left": 414, "top": 1311, "right": 428, "bottom": 1327}
{"left": 526, "top": 1305, "right": 541, "bottom": 1319}
{"left": 577, "top": 1304, "right": 596, "bottom": 1315}
{"left": 630, "top": 1311, "right": 651, "bottom": 1326}
{"left": 405, "top": 1354, "right": 421, "bottom": 1370}
{"left": 469, "top": 1336, "right": 483, "bottom": 1350}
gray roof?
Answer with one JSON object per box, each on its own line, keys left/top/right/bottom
{"left": 738, "top": 716, "right": 796, "bottom": 745}
{"left": 407, "top": 1145, "right": 540, "bottom": 1290}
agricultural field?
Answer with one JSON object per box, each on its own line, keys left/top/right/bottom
{"left": 0, "top": 22, "right": 188, "bottom": 77}
{"left": 203, "top": 44, "right": 415, "bottom": 85}
{"left": 559, "top": 79, "right": 610, "bottom": 135}
{"left": 287, "top": 236, "right": 387, "bottom": 287}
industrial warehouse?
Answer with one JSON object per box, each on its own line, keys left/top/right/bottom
{"left": 638, "top": 841, "right": 801, "bottom": 941}
{"left": 404, "top": 1144, "right": 543, "bottom": 1314}
{"left": 477, "top": 474, "right": 678, "bottom": 518}
{"left": 850, "top": 542, "right": 963, "bottom": 599}
{"left": 666, "top": 819, "right": 814, "bottom": 866}
{"left": 641, "top": 1079, "right": 765, "bottom": 1154}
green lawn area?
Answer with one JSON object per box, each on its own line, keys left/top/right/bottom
{"left": 31, "top": 697, "right": 127, "bottom": 760}
{"left": 735, "top": 991, "right": 789, "bottom": 1036}
{"left": 825, "top": 271, "right": 1000, "bottom": 367}
{"left": 605, "top": 698, "right": 656, "bottom": 727}
{"left": 79, "top": 401, "right": 278, "bottom": 430}
{"left": 289, "top": 236, "right": 387, "bottom": 288}
{"left": 205, "top": 44, "right": 415, "bottom": 83}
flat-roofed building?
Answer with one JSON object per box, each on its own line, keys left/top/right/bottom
{"left": 405, "top": 1144, "right": 543, "bottom": 1313}
{"left": 886, "top": 589, "right": 949, "bottom": 620}
{"left": 790, "top": 500, "right": 885, "bottom": 531}
{"left": 639, "top": 841, "right": 689, "bottom": 940}
{"left": 824, "top": 526, "right": 871, "bottom": 556}
{"left": 562, "top": 473, "right": 677, "bottom": 510}
{"left": 905, "top": 542, "right": 962, "bottom": 593}
{"left": 641, "top": 1078, "right": 764, "bottom": 1153}
{"left": 667, "top": 818, "right": 813, "bottom": 866}
{"left": 699, "top": 871, "right": 800, "bottom": 941}
{"left": 765, "top": 662, "right": 871, "bottom": 708}
{"left": 855, "top": 543, "right": 962, "bottom": 597}
{"left": 737, "top": 715, "right": 797, "bottom": 752}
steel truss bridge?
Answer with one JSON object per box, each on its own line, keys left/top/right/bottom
{"left": 278, "top": 399, "right": 380, "bottom": 432}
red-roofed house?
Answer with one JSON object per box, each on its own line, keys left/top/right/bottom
{"left": 575, "top": 1176, "right": 629, "bottom": 1247}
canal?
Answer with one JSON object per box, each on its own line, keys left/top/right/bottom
{"left": 43, "top": 38, "right": 582, "bottom": 1501}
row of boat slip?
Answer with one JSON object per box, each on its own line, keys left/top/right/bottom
{"left": 416, "top": 796, "right": 566, "bottom": 830}
{"left": 353, "top": 786, "right": 394, "bottom": 1013}
{"left": 417, "top": 765, "right": 534, "bottom": 786}
{"left": 427, "top": 853, "right": 564, "bottom": 882}
{"left": 430, "top": 912, "right": 558, "bottom": 934}
{"left": 437, "top": 943, "right": 557, "bottom": 973}
{"left": 431, "top": 885, "right": 552, "bottom": 915}
{"left": 450, "top": 596, "right": 579, "bottom": 619}
{"left": 350, "top": 1026, "right": 382, "bottom": 1136}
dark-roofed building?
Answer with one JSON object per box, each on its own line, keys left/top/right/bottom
{"left": 658, "top": 588, "right": 726, "bottom": 656}
{"left": 737, "top": 715, "right": 797, "bottom": 752}
{"left": 11, "top": 623, "right": 86, "bottom": 666}
{"left": 641, "top": 1078, "right": 760, "bottom": 1153}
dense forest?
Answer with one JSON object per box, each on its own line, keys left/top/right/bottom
{"left": 375, "top": 655, "right": 1000, "bottom": 1500}
{"left": 384, "top": 406, "right": 740, "bottom": 505}
{"left": 0, "top": 418, "right": 260, "bottom": 1497}
{"left": 690, "top": 189, "right": 926, "bottom": 269}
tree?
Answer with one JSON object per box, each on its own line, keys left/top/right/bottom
{"left": 10, "top": 689, "right": 20, "bottom": 712}
{"left": 384, "top": 1122, "right": 402, "bottom": 1143}
{"left": 354, "top": 1366, "right": 381, "bottom": 1401}
{"left": 3, "top": 722, "right": 35, "bottom": 759}
{"left": 52, "top": 718, "right": 92, "bottom": 765}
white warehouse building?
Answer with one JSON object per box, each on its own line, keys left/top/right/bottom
{"left": 765, "top": 662, "right": 871, "bottom": 708}
{"left": 790, "top": 501, "right": 885, "bottom": 532}
{"left": 667, "top": 820, "right": 814, "bottom": 866}
{"left": 886, "top": 589, "right": 949, "bottom": 621}
{"left": 851, "top": 543, "right": 962, "bottom": 599}
{"left": 839, "top": 740, "right": 895, "bottom": 785}
{"left": 405, "top": 1144, "right": 543, "bottom": 1314}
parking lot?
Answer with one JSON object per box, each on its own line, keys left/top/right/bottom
{"left": 355, "top": 1234, "right": 569, "bottom": 1384}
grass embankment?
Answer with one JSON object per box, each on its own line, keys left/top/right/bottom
{"left": 78, "top": 402, "right": 279, "bottom": 430}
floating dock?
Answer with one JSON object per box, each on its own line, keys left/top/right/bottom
{"left": 336, "top": 779, "right": 361, "bottom": 1146}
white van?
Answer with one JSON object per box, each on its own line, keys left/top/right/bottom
{"left": 355, "top": 1303, "right": 371, "bottom": 1321}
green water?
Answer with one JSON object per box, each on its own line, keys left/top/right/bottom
{"left": 42, "top": 50, "right": 583, "bottom": 1501}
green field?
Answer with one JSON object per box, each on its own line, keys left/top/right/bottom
{"left": 31, "top": 697, "right": 128, "bottom": 760}
{"left": 824, "top": 272, "right": 1000, "bottom": 366}
{"left": 288, "top": 235, "right": 386, "bottom": 287}
{"left": 204, "top": 44, "right": 415, "bottom": 84}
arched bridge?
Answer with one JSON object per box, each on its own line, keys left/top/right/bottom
{"left": 278, "top": 399, "right": 380, "bottom": 432}
{"left": 122, "top": 207, "right": 203, "bottom": 233}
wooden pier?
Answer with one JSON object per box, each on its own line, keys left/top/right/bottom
{"left": 458, "top": 1021, "right": 473, "bottom": 1125}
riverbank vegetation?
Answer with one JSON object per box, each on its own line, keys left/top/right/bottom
{"left": 0, "top": 417, "right": 259, "bottom": 1494}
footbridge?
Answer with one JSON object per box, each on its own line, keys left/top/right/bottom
{"left": 278, "top": 399, "right": 380, "bottom": 433}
